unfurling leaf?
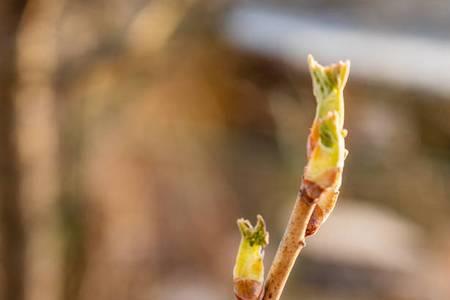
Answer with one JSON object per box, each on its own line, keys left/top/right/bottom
{"left": 233, "top": 215, "right": 269, "bottom": 300}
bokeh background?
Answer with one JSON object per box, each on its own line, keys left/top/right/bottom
{"left": 1, "top": 0, "right": 450, "bottom": 299}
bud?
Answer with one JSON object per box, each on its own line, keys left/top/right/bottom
{"left": 233, "top": 215, "right": 269, "bottom": 300}
{"left": 304, "top": 55, "right": 350, "bottom": 236}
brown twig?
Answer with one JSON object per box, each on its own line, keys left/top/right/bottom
{"left": 261, "top": 56, "right": 350, "bottom": 300}
{"left": 262, "top": 181, "right": 320, "bottom": 300}
{"left": 233, "top": 56, "right": 350, "bottom": 300}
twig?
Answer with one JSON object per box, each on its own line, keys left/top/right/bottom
{"left": 232, "top": 55, "right": 350, "bottom": 300}
{"left": 262, "top": 186, "right": 317, "bottom": 300}
{"left": 262, "top": 55, "right": 350, "bottom": 300}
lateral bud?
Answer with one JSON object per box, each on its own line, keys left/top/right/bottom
{"left": 233, "top": 215, "right": 269, "bottom": 300}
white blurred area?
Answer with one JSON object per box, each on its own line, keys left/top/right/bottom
{"left": 224, "top": 3, "right": 450, "bottom": 98}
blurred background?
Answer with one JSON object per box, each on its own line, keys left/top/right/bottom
{"left": 1, "top": 0, "right": 450, "bottom": 299}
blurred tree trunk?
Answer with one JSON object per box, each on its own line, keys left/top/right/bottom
{"left": 0, "top": 1, "right": 28, "bottom": 300}
{"left": 15, "top": 1, "right": 65, "bottom": 300}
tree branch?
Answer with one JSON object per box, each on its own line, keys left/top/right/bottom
{"left": 261, "top": 55, "right": 350, "bottom": 300}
